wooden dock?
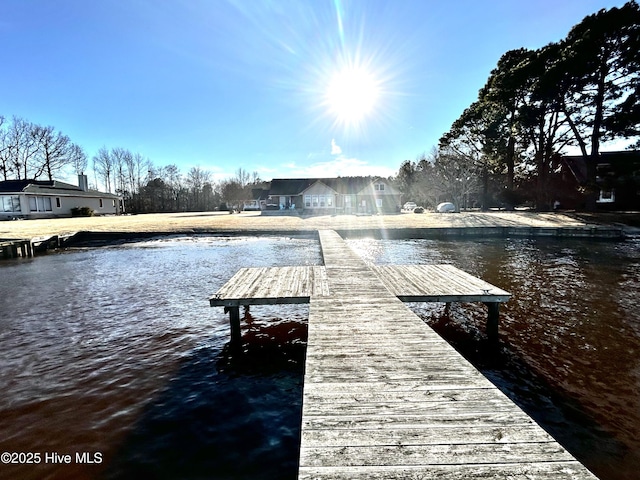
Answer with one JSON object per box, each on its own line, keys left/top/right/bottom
{"left": 210, "top": 230, "right": 598, "bottom": 479}
{"left": 0, "top": 239, "right": 33, "bottom": 260}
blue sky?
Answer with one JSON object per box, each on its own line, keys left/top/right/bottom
{"left": 1, "top": 0, "right": 627, "bottom": 183}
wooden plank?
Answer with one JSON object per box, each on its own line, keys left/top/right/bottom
{"left": 300, "top": 442, "right": 576, "bottom": 467}
{"left": 299, "top": 462, "right": 593, "bottom": 480}
{"left": 302, "top": 398, "right": 541, "bottom": 418}
{"left": 301, "top": 411, "right": 540, "bottom": 431}
{"left": 300, "top": 423, "right": 556, "bottom": 447}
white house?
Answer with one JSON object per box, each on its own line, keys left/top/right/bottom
{"left": 260, "top": 177, "right": 403, "bottom": 214}
{"left": 0, "top": 174, "right": 122, "bottom": 219}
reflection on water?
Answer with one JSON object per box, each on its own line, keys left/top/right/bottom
{"left": 1, "top": 234, "right": 639, "bottom": 480}
{"left": 348, "top": 235, "right": 640, "bottom": 480}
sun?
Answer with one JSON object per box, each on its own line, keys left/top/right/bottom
{"left": 326, "top": 66, "right": 379, "bottom": 125}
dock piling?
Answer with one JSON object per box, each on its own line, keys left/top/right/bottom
{"left": 224, "top": 306, "right": 242, "bottom": 347}
{"left": 485, "top": 302, "right": 500, "bottom": 342}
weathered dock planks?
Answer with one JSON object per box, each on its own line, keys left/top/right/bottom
{"left": 209, "top": 265, "right": 509, "bottom": 308}
{"left": 372, "top": 264, "right": 511, "bottom": 302}
{"left": 209, "top": 266, "right": 329, "bottom": 306}
{"left": 297, "top": 229, "right": 597, "bottom": 479}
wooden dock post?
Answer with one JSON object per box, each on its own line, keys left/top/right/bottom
{"left": 224, "top": 306, "right": 242, "bottom": 347}
{"left": 485, "top": 302, "right": 500, "bottom": 342}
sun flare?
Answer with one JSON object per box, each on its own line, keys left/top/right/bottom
{"left": 326, "top": 67, "right": 379, "bottom": 125}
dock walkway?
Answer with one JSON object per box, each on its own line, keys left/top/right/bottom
{"left": 298, "top": 230, "right": 597, "bottom": 479}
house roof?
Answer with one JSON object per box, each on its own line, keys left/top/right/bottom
{"left": 562, "top": 151, "right": 640, "bottom": 184}
{"left": 266, "top": 176, "right": 399, "bottom": 196}
{"left": 0, "top": 179, "right": 120, "bottom": 198}
{"left": 251, "top": 187, "right": 270, "bottom": 201}
{"left": 268, "top": 178, "right": 318, "bottom": 195}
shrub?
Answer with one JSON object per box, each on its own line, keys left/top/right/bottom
{"left": 71, "top": 207, "right": 94, "bottom": 217}
{"left": 413, "top": 207, "right": 425, "bottom": 213}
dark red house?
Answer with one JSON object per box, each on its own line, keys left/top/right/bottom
{"left": 556, "top": 151, "right": 640, "bottom": 210}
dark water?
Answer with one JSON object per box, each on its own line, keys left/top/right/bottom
{"left": 0, "top": 236, "right": 319, "bottom": 480}
{"left": 0, "top": 235, "right": 639, "bottom": 480}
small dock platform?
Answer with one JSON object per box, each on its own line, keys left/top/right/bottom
{"left": 210, "top": 266, "right": 329, "bottom": 307}
{"left": 0, "top": 239, "right": 33, "bottom": 260}
{"left": 209, "top": 230, "right": 597, "bottom": 479}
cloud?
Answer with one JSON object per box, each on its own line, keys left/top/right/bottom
{"left": 331, "top": 139, "right": 342, "bottom": 155}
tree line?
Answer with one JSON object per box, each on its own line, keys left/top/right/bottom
{"left": 396, "top": 1, "right": 640, "bottom": 211}
{"left": 91, "top": 147, "right": 263, "bottom": 214}
{"left": 0, "top": 115, "right": 263, "bottom": 213}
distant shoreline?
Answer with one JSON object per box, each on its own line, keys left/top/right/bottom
{"left": 1, "top": 211, "right": 635, "bottom": 247}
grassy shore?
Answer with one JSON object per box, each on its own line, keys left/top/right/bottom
{"left": 0, "top": 210, "right": 631, "bottom": 241}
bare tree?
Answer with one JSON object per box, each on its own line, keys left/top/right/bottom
{"left": 3, "top": 117, "right": 40, "bottom": 179}
{"left": 68, "top": 143, "right": 88, "bottom": 175}
{"left": 185, "top": 166, "right": 212, "bottom": 210}
{"left": 32, "top": 125, "right": 71, "bottom": 180}
{"left": 0, "top": 116, "right": 9, "bottom": 180}
{"left": 93, "top": 146, "right": 113, "bottom": 192}
{"left": 165, "top": 164, "right": 184, "bottom": 211}
{"left": 111, "top": 147, "right": 131, "bottom": 196}
{"left": 235, "top": 167, "right": 250, "bottom": 188}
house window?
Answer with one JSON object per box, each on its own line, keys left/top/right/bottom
{"left": 344, "top": 195, "right": 352, "bottom": 207}
{"left": 374, "top": 183, "right": 385, "bottom": 191}
{"left": 305, "top": 194, "right": 334, "bottom": 208}
{"left": 29, "top": 196, "right": 52, "bottom": 212}
{"left": 56, "top": 197, "right": 61, "bottom": 208}
{"left": 99, "top": 198, "right": 103, "bottom": 208}
{"left": 1, "top": 195, "right": 21, "bottom": 212}
{"left": 376, "top": 198, "right": 383, "bottom": 208}
{"left": 112, "top": 199, "right": 116, "bottom": 207}
{"left": 597, "top": 188, "right": 615, "bottom": 203}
